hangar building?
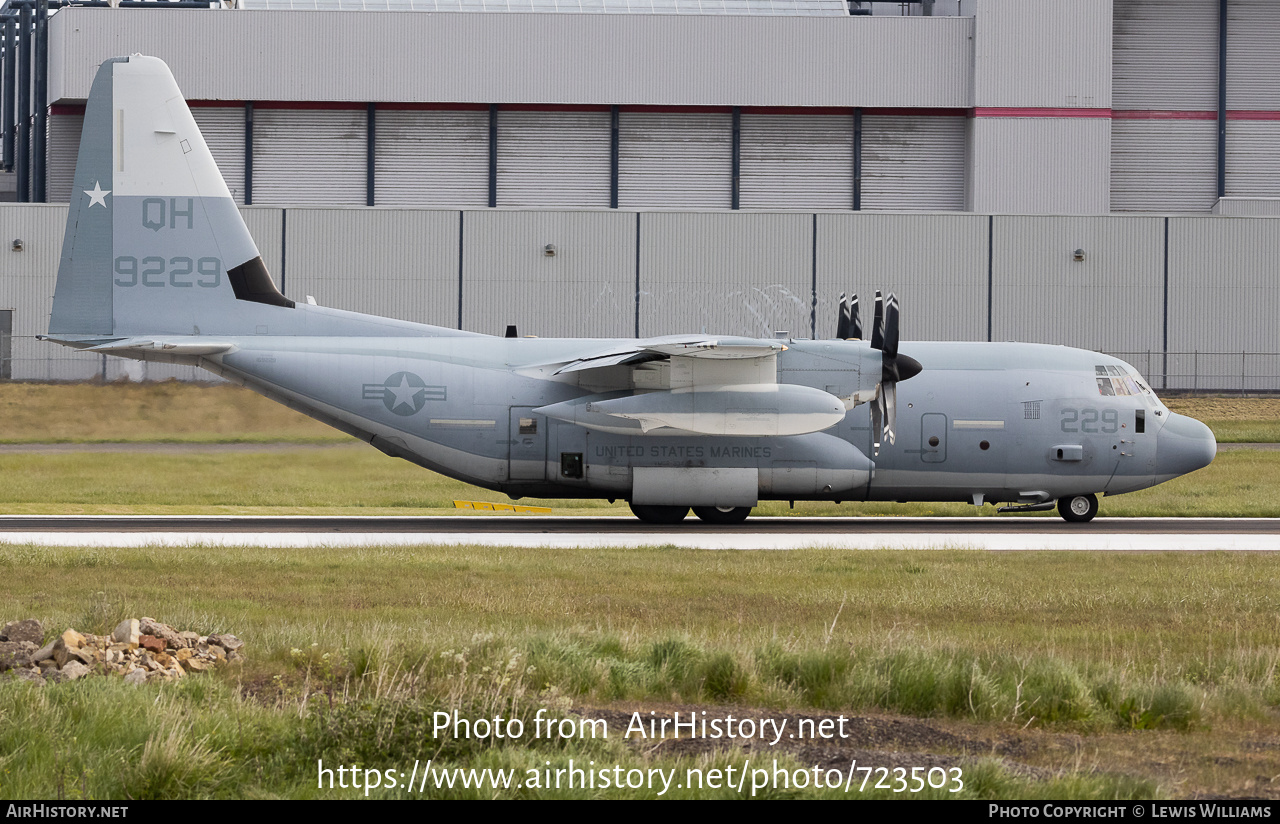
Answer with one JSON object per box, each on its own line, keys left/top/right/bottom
{"left": 1, "top": 0, "right": 1278, "bottom": 390}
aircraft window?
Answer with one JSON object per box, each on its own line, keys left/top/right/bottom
{"left": 1136, "top": 410, "right": 1145, "bottom": 434}
{"left": 1096, "top": 378, "right": 1114, "bottom": 396}
{"left": 979, "top": 441, "right": 990, "bottom": 451}
{"left": 560, "top": 452, "right": 584, "bottom": 479}
{"left": 519, "top": 418, "right": 537, "bottom": 435}
{"left": 1095, "top": 366, "right": 1108, "bottom": 376}
{"left": 928, "top": 436, "right": 939, "bottom": 447}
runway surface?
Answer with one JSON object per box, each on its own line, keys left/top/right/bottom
{"left": 1, "top": 516, "right": 1276, "bottom": 550}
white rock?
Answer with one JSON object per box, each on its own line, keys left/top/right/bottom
{"left": 112, "top": 619, "right": 140, "bottom": 647}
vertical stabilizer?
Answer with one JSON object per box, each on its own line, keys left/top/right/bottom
{"left": 50, "top": 55, "right": 291, "bottom": 339}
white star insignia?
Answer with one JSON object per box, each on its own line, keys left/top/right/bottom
{"left": 386, "top": 375, "right": 424, "bottom": 412}
{"left": 84, "top": 181, "right": 111, "bottom": 208}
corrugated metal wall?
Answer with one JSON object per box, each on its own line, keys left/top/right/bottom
{"left": 1113, "top": 0, "right": 1219, "bottom": 111}
{"left": 191, "top": 106, "right": 247, "bottom": 205}
{"left": 251, "top": 108, "right": 367, "bottom": 206}
{"left": 1166, "top": 216, "right": 1280, "bottom": 390}
{"left": 1111, "top": 0, "right": 1221, "bottom": 213}
{"left": 460, "top": 210, "right": 635, "bottom": 337}
{"left": 990, "top": 215, "right": 1164, "bottom": 354}
{"left": 617, "top": 112, "right": 733, "bottom": 209}
{"left": 496, "top": 111, "right": 612, "bottom": 208}
{"left": 45, "top": 112, "right": 83, "bottom": 204}
{"left": 814, "top": 213, "right": 987, "bottom": 341}
{"left": 861, "top": 115, "right": 966, "bottom": 212}
{"left": 1111, "top": 119, "right": 1218, "bottom": 212}
{"left": 283, "top": 208, "right": 460, "bottom": 327}
{"left": 973, "top": 0, "right": 1112, "bottom": 109}
{"left": 1224, "top": 1, "right": 1280, "bottom": 204}
{"left": 1226, "top": 0, "right": 1280, "bottom": 110}
{"left": 1226, "top": 121, "right": 1280, "bottom": 199}
{"left": 374, "top": 109, "right": 489, "bottom": 207}
{"left": 637, "top": 212, "right": 813, "bottom": 338}
{"left": 969, "top": 118, "right": 1111, "bottom": 215}
{"left": 49, "top": 9, "right": 974, "bottom": 109}
{"left": 739, "top": 114, "right": 853, "bottom": 211}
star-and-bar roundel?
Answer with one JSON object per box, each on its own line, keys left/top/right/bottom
{"left": 361, "top": 372, "right": 447, "bottom": 416}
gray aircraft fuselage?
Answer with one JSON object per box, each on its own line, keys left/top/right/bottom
{"left": 192, "top": 332, "right": 1214, "bottom": 511}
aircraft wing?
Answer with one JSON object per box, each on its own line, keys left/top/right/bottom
{"left": 532, "top": 335, "right": 849, "bottom": 437}
{"left": 549, "top": 336, "right": 786, "bottom": 376}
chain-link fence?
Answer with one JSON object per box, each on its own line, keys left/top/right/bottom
{"left": 1107, "top": 352, "right": 1280, "bottom": 395}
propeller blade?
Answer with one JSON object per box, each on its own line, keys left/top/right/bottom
{"left": 883, "top": 380, "right": 897, "bottom": 446}
{"left": 850, "top": 294, "right": 862, "bottom": 340}
{"left": 870, "top": 290, "right": 884, "bottom": 351}
{"left": 836, "top": 292, "right": 849, "bottom": 339}
{"left": 882, "top": 293, "right": 900, "bottom": 362}
{"left": 871, "top": 387, "right": 884, "bottom": 456}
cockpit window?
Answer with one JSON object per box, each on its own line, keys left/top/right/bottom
{"left": 1096, "top": 365, "right": 1155, "bottom": 399}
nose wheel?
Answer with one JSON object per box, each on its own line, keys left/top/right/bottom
{"left": 1057, "top": 493, "right": 1098, "bottom": 523}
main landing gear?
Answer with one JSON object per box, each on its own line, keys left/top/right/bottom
{"left": 1057, "top": 493, "right": 1099, "bottom": 523}
{"left": 628, "top": 503, "right": 753, "bottom": 524}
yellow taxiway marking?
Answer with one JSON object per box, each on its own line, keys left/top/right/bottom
{"left": 453, "top": 500, "right": 553, "bottom": 514}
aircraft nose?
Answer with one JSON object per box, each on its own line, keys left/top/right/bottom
{"left": 1155, "top": 412, "right": 1216, "bottom": 481}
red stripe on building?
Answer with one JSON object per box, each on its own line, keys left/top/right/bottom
{"left": 741, "top": 106, "right": 854, "bottom": 116}
{"left": 252, "top": 101, "right": 367, "bottom": 111}
{"left": 378, "top": 102, "right": 491, "bottom": 112}
{"left": 863, "top": 107, "right": 968, "bottom": 117}
{"left": 1112, "top": 110, "right": 1217, "bottom": 120}
{"left": 972, "top": 107, "right": 1112, "bottom": 118}
{"left": 498, "top": 103, "right": 612, "bottom": 113}
{"left": 1227, "top": 110, "right": 1280, "bottom": 121}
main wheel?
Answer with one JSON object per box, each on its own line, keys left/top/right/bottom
{"left": 629, "top": 503, "right": 690, "bottom": 524}
{"left": 692, "top": 506, "right": 752, "bottom": 525}
{"left": 1057, "top": 493, "right": 1099, "bottom": 523}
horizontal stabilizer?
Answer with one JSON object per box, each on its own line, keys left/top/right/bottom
{"left": 82, "top": 338, "right": 237, "bottom": 356}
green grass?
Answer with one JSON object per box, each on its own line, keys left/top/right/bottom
{"left": 3, "top": 545, "right": 1279, "bottom": 798}
{"left": 0, "top": 444, "right": 1273, "bottom": 516}
{"left": 0, "top": 382, "right": 344, "bottom": 444}
{"left": 1166, "top": 397, "right": 1280, "bottom": 443}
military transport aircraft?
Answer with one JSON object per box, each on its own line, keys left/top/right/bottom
{"left": 43, "top": 56, "right": 1217, "bottom": 524}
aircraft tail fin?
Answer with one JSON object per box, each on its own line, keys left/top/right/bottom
{"left": 49, "top": 55, "right": 296, "bottom": 341}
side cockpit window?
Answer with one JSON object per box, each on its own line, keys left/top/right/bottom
{"left": 1096, "top": 365, "right": 1153, "bottom": 399}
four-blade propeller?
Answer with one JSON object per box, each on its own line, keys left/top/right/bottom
{"left": 835, "top": 290, "right": 923, "bottom": 453}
